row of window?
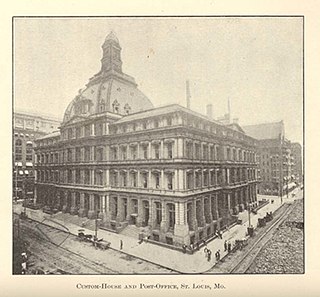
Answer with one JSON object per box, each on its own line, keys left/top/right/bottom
{"left": 36, "top": 168, "right": 257, "bottom": 189}
{"left": 36, "top": 142, "right": 256, "bottom": 164}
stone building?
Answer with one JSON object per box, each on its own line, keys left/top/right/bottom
{"left": 13, "top": 110, "right": 61, "bottom": 200}
{"left": 243, "top": 121, "right": 296, "bottom": 196}
{"left": 34, "top": 32, "right": 259, "bottom": 247}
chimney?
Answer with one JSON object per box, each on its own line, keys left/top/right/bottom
{"left": 186, "top": 80, "right": 191, "bottom": 109}
{"left": 206, "top": 104, "right": 213, "bottom": 120}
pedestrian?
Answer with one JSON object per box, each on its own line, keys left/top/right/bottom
{"left": 207, "top": 249, "right": 211, "bottom": 261}
{"left": 224, "top": 240, "right": 228, "bottom": 251}
{"left": 228, "top": 241, "right": 232, "bottom": 253}
{"left": 182, "top": 244, "right": 187, "bottom": 254}
{"left": 120, "top": 239, "right": 123, "bottom": 250}
{"left": 219, "top": 230, "right": 223, "bottom": 239}
{"left": 215, "top": 251, "right": 219, "bottom": 261}
{"left": 217, "top": 250, "right": 221, "bottom": 261}
{"left": 204, "top": 247, "right": 208, "bottom": 256}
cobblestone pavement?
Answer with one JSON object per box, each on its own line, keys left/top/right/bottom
{"left": 246, "top": 198, "right": 304, "bottom": 274}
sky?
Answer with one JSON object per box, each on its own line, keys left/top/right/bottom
{"left": 14, "top": 17, "right": 303, "bottom": 144}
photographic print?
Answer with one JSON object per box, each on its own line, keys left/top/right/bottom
{"left": 12, "top": 16, "right": 304, "bottom": 276}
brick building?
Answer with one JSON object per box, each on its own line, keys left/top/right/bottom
{"left": 34, "top": 32, "right": 259, "bottom": 248}
{"left": 243, "top": 121, "right": 296, "bottom": 196}
{"left": 13, "top": 110, "right": 61, "bottom": 200}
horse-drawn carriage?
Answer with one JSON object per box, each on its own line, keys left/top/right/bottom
{"left": 234, "top": 238, "right": 248, "bottom": 250}
{"left": 77, "top": 229, "right": 111, "bottom": 250}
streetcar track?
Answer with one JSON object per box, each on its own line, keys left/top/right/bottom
{"left": 19, "top": 222, "right": 119, "bottom": 274}
{"left": 15, "top": 215, "right": 174, "bottom": 274}
{"left": 229, "top": 203, "right": 294, "bottom": 273}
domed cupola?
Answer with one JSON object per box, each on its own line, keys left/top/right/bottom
{"left": 101, "top": 30, "right": 123, "bottom": 73}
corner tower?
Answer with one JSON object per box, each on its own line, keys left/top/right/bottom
{"left": 101, "top": 31, "right": 123, "bottom": 73}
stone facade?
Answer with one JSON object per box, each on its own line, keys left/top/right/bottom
{"left": 34, "top": 32, "right": 259, "bottom": 248}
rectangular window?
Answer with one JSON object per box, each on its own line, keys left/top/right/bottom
{"left": 130, "top": 146, "right": 137, "bottom": 160}
{"left": 121, "top": 147, "right": 127, "bottom": 160}
{"left": 142, "top": 173, "right": 148, "bottom": 188}
{"left": 167, "top": 143, "right": 173, "bottom": 159}
{"left": 85, "top": 147, "right": 90, "bottom": 161}
{"left": 76, "top": 127, "right": 81, "bottom": 138}
{"left": 167, "top": 173, "right": 173, "bottom": 190}
{"left": 111, "top": 147, "right": 118, "bottom": 160}
{"left": 142, "top": 145, "right": 148, "bottom": 159}
{"left": 154, "top": 144, "right": 160, "bottom": 159}
{"left": 84, "top": 125, "right": 91, "bottom": 137}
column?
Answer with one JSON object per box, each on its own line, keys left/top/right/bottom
{"left": 160, "top": 140, "right": 164, "bottom": 159}
{"left": 174, "top": 201, "right": 190, "bottom": 246}
{"left": 91, "top": 169, "right": 95, "bottom": 185}
{"left": 148, "top": 170, "right": 152, "bottom": 188}
{"left": 233, "top": 191, "right": 239, "bottom": 215}
{"left": 137, "top": 170, "right": 140, "bottom": 188}
{"left": 116, "top": 197, "right": 124, "bottom": 222}
{"left": 178, "top": 169, "right": 184, "bottom": 190}
{"left": 62, "top": 191, "right": 68, "bottom": 213}
{"left": 227, "top": 168, "right": 230, "bottom": 185}
{"left": 160, "top": 201, "right": 168, "bottom": 237}
{"left": 105, "top": 169, "right": 110, "bottom": 187}
{"left": 198, "top": 198, "right": 206, "bottom": 227}
{"left": 104, "top": 194, "right": 111, "bottom": 225}
{"left": 148, "top": 199, "right": 155, "bottom": 229}
{"left": 90, "top": 146, "right": 95, "bottom": 162}
{"left": 91, "top": 123, "right": 95, "bottom": 136}
{"left": 34, "top": 187, "right": 38, "bottom": 205}
{"left": 98, "top": 195, "right": 105, "bottom": 219}
{"left": 87, "top": 194, "right": 95, "bottom": 219}
{"left": 177, "top": 138, "right": 183, "bottom": 158}
{"left": 148, "top": 142, "right": 151, "bottom": 159}
{"left": 136, "top": 199, "right": 143, "bottom": 227}
{"left": 80, "top": 148, "right": 84, "bottom": 162}
{"left": 126, "top": 198, "right": 132, "bottom": 221}
{"left": 70, "top": 192, "right": 77, "bottom": 215}
{"left": 161, "top": 170, "right": 164, "bottom": 189}
{"left": 79, "top": 193, "right": 87, "bottom": 217}
{"left": 174, "top": 169, "right": 179, "bottom": 190}
{"left": 105, "top": 122, "right": 109, "bottom": 134}
{"left": 191, "top": 199, "right": 198, "bottom": 231}
{"left": 206, "top": 197, "right": 213, "bottom": 223}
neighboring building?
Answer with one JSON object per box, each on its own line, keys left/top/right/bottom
{"left": 13, "top": 110, "right": 61, "bottom": 200}
{"left": 243, "top": 121, "right": 296, "bottom": 196}
{"left": 34, "top": 32, "right": 259, "bottom": 248}
{"left": 291, "top": 142, "right": 303, "bottom": 184}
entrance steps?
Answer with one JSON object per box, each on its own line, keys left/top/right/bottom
{"left": 50, "top": 212, "right": 96, "bottom": 231}
{"left": 120, "top": 224, "right": 150, "bottom": 240}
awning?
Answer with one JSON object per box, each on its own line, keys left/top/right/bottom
{"left": 15, "top": 162, "right": 23, "bottom": 167}
{"left": 19, "top": 170, "right": 24, "bottom": 175}
{"left": 24, "top": 170, "right": 29, "bottom": 175}
{"left": 26, "top": 162, "right": 33, "bottom": 167}
{"left": 26, "top": 141, "right": 33, "bottom": 145}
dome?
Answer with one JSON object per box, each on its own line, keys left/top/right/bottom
{"left": 63, "top": 32, "right": 154, "bottom": 124}
{"left": 63, "top": 77, "right": 153, "bottom": 123}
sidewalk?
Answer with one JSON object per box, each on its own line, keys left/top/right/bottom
{"left": 13, "top": 198, "right": 284, "bottom": 274}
